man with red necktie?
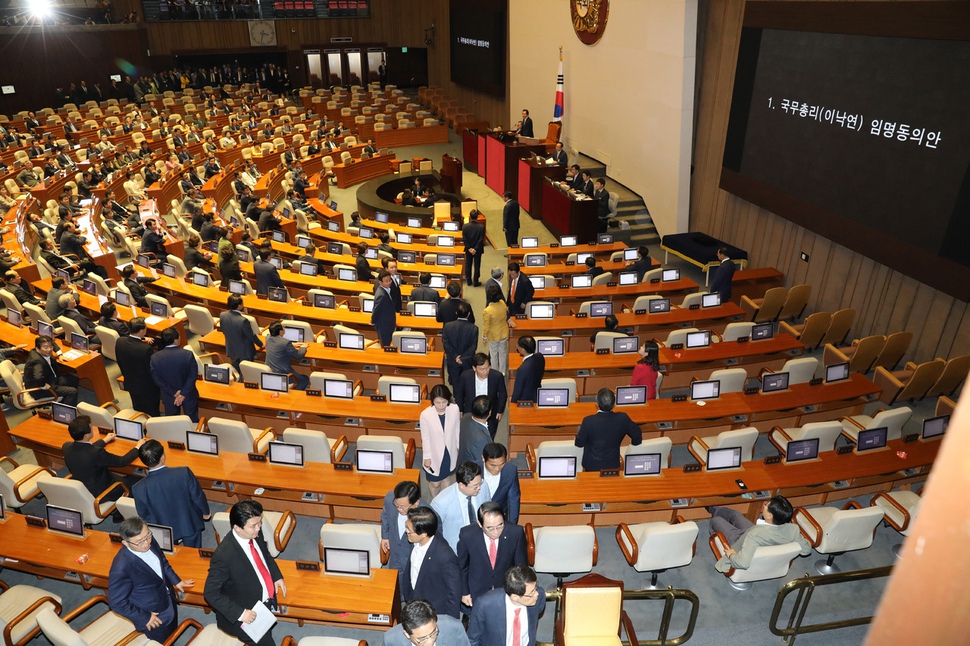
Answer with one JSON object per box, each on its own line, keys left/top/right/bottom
{"left": 467, "top": 564, "right": 546, "bottom": 646}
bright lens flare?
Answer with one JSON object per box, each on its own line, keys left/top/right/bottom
{"left": 28, "top": 0, "right": 53, "bottom": 19}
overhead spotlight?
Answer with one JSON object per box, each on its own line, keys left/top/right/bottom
{"left": 28, "top": 0, "right": 53, "bottom": 20}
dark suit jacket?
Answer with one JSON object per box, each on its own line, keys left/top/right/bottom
{"left": 108, "top": 540, "right": 182, "bottom": 641}
{"left": 220, "top": 310, "right": 262, "bottom": 363}
{"left": 462, "top": 221, "right": 485, "bottom": 254}
{"left": 552, "top": 149, "right": 568, "bottom": 166}
{"left": 711, "top": 258, "right": 737, "bottom": 301}
{"left": 510, "top": 353, "right": 545, "bottom": 403}
{"left": 587, "top": 265, "right": 605, "bottom": 279}
{"left": 7, "top": 282, "right": 39, "bottom": 305}
{"left": 503, "top": 200, "right": 521, "bottom": 233}
{"left": 355, "top": 255, "right": 374, "bottom": 282}
{"left": 401, "top": 536, "right": 461, "bottom": 618}
{"left": 62, "top": 308, "right": 96, "bottom": 335}
{"left": 409, "top": 285, "right": 440, "bottom": 304}
{"left": 371, "top": 285, "right": 397, "bottom": 347}
{"left": 458, "top": 415, "right": 492, "bottom": 468}
{"left": 150, "top": 347, "right": 199, "bottom": 401}
{"left": 507, "top": 275, "right": 535, "bottom": 317}
{"left": 380, "top": 491, "right": 424, "bottom": 572}
{"left": 116, "top": 336, "right": 160, "bottom": 401}
{"left": 62, "top": 439, "right": 139, "bottom": 496}
{"left": 519, "top": 117, "right": 534, "bottom": 138}
{"left": 253, "top": 259, "right": 284, "bottom": 295}
{"left": 575, "top": 410, "right": 643, "bottom": 471}
{"left": 437, "top": 298, "right": 475, "bottom": 325}
{"left": 489, "top": 461, "right": 521, "bottom": 524}
{"left": 468, "top": 586, "right": 546, "bottom": 646}
{"left": 457, "top": 523, "right": 528, "bottom": 603}
{"left": 132, "top": 466, "right": 209, "bottom": 543}
{"left": 631, "top": 256, "right": 652, "bottom": 282}
{"left": 455, "top": 368, "right": 508, "bottom": 437}
{"left": 204, "top": 532, "right": 283, "bottom": 643}
{"left": 442, "top": 318, "right": 479, "bottom": 380}
{"left": 98, "top": 316, "right": 130, "bottom": 337}
{"left": 23, "top": 349, "right": 65, "bottom": 390}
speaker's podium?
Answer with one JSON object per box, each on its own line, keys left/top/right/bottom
{"left": 484, "top": 131, "right": 547, "bottom": 198}
{"left": 541, "top": 178, "right": 598, "bottom": 243}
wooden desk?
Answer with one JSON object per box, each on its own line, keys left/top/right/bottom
{"left": 308, "top": 226, "right": 465, "bottom": 263}
{"left": 531, "top": 277, "right": 697, "bottom": 315}
{"left": 507, "top": 373, "right": 880, "bottom": 451}
{"left": 508, "top": 241, "right": 631, "bottom": 262}
{"left": 519, "top": 258, "right": 630, "bottom": 278}
{"left": 518, "top": 157, "right": 566, "bottom": 216}
{"left": 266, "top": 240, "right": 463, "bottom": 281}
{"left": 0, "top": 514, "right": 401, "bottom": 630}
{"left": 541, "top": 179, "right": 598, "bottom": 243}
{"left": 374, "top": 124, "right": 449, "bottom": 150}
{"left": 518, "top": 437, "right": 936, "bottom": 527}
{"left": 484, "top": 132, "right": 546, "bottom": 197}
{"left": 332, "top": 154, "right": 396, "bottom": 189}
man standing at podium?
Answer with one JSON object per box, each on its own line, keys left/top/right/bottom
{"left": 517, "top": 109, "right": 534, "bottom": 138}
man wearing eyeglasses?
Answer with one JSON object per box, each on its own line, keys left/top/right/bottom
{"left": 467, "top": 565, "right": 546, "bottom": 646}
{"left": 457, "top": 502, "right": 528, "bottom": 612}
{"left": 381, "top": 480, "right": 423, "bottom": 572}
{"left": 108, "top": 516, "right": 194, "bottom": 642}
{"left": 381, "top": 599, "right": 469, "bottom": 646}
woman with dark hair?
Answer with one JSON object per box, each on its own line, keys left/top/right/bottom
{"left": 482, "top": 284, "right": 509, "bottom": 375}
{"left": 217, "top": 244, "right": 242, "bottom": 288}
{"left": 419, "top": 383, "right": 461, "bottom": 499}
{"left": 184, "top": 234, "right": 211, "bottom": 271}
{"left": 632, "top": 339, "right": 661, "bottom": 399}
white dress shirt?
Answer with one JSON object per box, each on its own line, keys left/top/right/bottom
{"left": 126, "top": 544, "right": 163, "bottom": 579}
{"left": 409, "top": 536, "right": 434, "bottom": 589}
{"left": 231, "top": 529, "right": 272, "bottom": 601}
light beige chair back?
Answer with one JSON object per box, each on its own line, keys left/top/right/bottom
{"left": 356, "top": 435, "right": 410, "bottom": 470}
{"left": 708, "top": 367, "right": 749, "bottom": 393}
{"left": 665, "top": 328, "right": 699, "bottom": 347}
{"left": 93, "top": 325, "right": 119, "bottom": 361}
{"left": 207, "top": 417, "right": 273, "bottom": 454}
{"left": 593, "top": 331, "right": 627, "bottom": 352}
{"left": 620, "top": 436, "right": 673, "bottom": 467}
{"left": 780, "top": 356, "right": 819, "bottom": 385}
{"left": 183, "top": 304, "right": 217, "bottom": 336}
{"left": 531, "top": 525, "right": 596, "bottom": 576}
{"left": 0, "top": 585, "right": 62, "bottom": 644}
{"left": 534, "top": 440, "right": 585, "bottom": 474}
{"left": 319, "top": 524, "right": 381, "bottom": 569}
{"left": 37, "top": 478, "right": 115, "bottom": 525}
{"left": 36, "top": 605, "right": 139, "bottom": 646}
{"left": 721, "top": 322, "right": 755, "bottom": 342}
{"left": 281, "top": 427, "right": 341, "bottom": 463}
{"left": 145, "top": 416, "right": 195, "bottom": 444}
{"left": 377, "top": 375, "right": 417, "bottom": 397}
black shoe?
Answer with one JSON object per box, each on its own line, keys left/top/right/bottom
{"left": 473, "top": 281, "right": 482, "bottom": 287}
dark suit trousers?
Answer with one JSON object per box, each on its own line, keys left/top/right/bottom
{"left": 55, "top": 374, "right": 79, "bottom": 406}
{"left": 130, "top": 390, "right": 160, "bottom": 418}
{"left": 162, "top": 395, "right": 199, "bottom": 423}
{"left": 465, "top": 250, "right": 482, "bottom": 284}
{"left": 505, "top": 228, "right": 518, "bottom": 248}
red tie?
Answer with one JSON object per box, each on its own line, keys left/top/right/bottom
{"left": 249, "top": 539, "right": 275, "bottom": 600}
{"left": 512, "top": 607, "right": 521, "bottom": 646}
{"left": 489, "top": 538, "right": 497, "bottom": 569}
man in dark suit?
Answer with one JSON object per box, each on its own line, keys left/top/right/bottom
{"left": 710, "top": 245, "right": 737, "bottom": 303}
{"left": 584, "top": 256, "right": 605, "bottom": 280}
{"left": 355, "top": 242, "right": 374, "bottom": 282}
{"left": 410, "top": 272, "right": 441, "bottom": 304}
{"left": 442, "top": 302, "right": 479, "bottom": 388}
{"left": 379, "top": 257, "right": 404, "bottom": 310}
{"left": 99, "top": 302, "right": 130, "bottom": 338}
{"left": 59, "top": 293, "right": 98, "bottom": 337}
{"left": 467, "top": 565, "right": 546, "bottom": 646}
{"left": 462, "top": 209, "right": 486, "bottom": 286}
{"left": 133, "top": 440, "right": 210, "bottom": 547}
{"left": 594, "top": 177, "right": 611, "bottom": 233}
{"left": 628, "top": 246, "right": 653, "bottom": 282}
{"left": 253, "top": 251, "right": 284, "bottom": 296}
{"left": 506, "top": 262, "right": 534, "bottom": 317}
{"left": 382, "top": 599, "right": 469, "bottom": 646}
{"left": 62, "top": 414, "right": 144, "bottom": 501}
{"left": 458, "top": 396, "right": 493, "bottom": 467}
{"left": 3, "top": 270, "right": 40, "bottom": 305}
{"left": 482, "top": 442, "right": 521, "bottom": 524}
{"left": 437, "top": 280, "right": 475, "bottom": 325}
{"left": 116, "top": 317, "right": 160, "bottom": 417}
{"left": 23, "top": 335, "right": 79, "bottom": 406}
{"left": 120, "top": 265, "right": 156, "bottom": 309}
{"left": 371, "top": 269, "right": 397, "bottom": 347}
{"left": 575, "top": 388, "right": 643, "bottom": 471}
{"left": 510, "top": 336, "right": 545, "bottom": 403}
{"left": 220, "top": 294, "right": 262, "bottom": 372}
{"left": 551, "top": 141, "right": 568, "bottom": 166}
{"left": 517, "top": 109, "right": 534, "bottom": 138}
{"left": 204, "top": 500, "right": 285, "bottom": 646}
{"left": 380, "top": 480, "right": 422, "bottom": 572}
{"left": 502, "top": 191, "right": 520, "bottom": 248}
{"left": 484, "top": 267, "right": 505, "bottom": 302}
{"left": 150, "top": 328, "right": 200, "bottom": 422}
{"left": 458, "top": 502, "right": 529, "bottom": 610}
{"left": 456, "top": 354, "right": 508, "bottom": 439}
{"left": 109, "top": 517, "right": 194, "bottom": 642}
{"left": 400, "top": 506, "right": 461, "bottom": 619}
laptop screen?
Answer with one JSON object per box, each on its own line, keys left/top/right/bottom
{"left": 825, "top": 362, "right": 850, "bottom": 384}
{"left": 529, "top": 303, "right": 555, "bottom": 319}
{"left": 147, "top": 523, "right": 175, "bottom": 553}
{"left": 691, "top": 380, "right": 720, "bottom": 401}
{"left": 356, "top": 449, "right": 394, "bottom": 473}
{"left": 618, "top": 271, "right": 637, "bottom": 286}
{"left": 314, "top": 293, "right": 335, "bottom": 309}
{"left": 260, "top": 372, "right": 290, "bottom": 393}
{"left": 323, "top": 547, "right": 371, "bottom": 576}
{"left": 114, "top": 418, "right": 144, "bottom": 441}
{"left": 661, "top": 269, "right": 680, "bottom": 282}
{"left": 922, "top": 415, "right": 949, "bottom": 440}
{"left": 571, "top": 274, "right": 592, "bottom": 288}
{"left": 751, "top": 322, "right": 773, "bottom": 340}
{"left": 397, "top": 233, "right": 413, "bottom": 245}
{"left": 785, "top": 438, "right": 820, "bottom": 463}
{"left": 436, "top": 254, "right": 456, "bottom": 266}
{"left": 52, "top": 402, "right": 77, "bottom": 424}
{"left": 612, "top": 336, "right": 638, "bottom": 354}
{"left": 615, "top": 385, "right": 647, "bottom": 406}
{"left": 525, "top": 254, "right": 546, "bottom": 267}
{"left": 399, "top": 336, "right": 428, "bottom": 354}
{"left": 191, "top": 272, "right": 209, "bottom": 287}
{"left": 300, "top": 262, "right": 318, "bottom": 276}
{"left": 702, "top": 293, "right": 722, "bottom": 308}
{"left": 648, "top": 298, "right": 670, "bottom": 313}
{"left": 624, "top": 453, "right": 662, "bottom": 476}
{"left": 623, "top": 248, "right": 638, "bottom": 261}
{"left": 389, "top": 383, "right": 421, "bottom": 404}
{"left": 536, "top": 338, "right": 564, "bottom": 356}
{"left": 338, "top": 333, "right": 365, "bottom": 350}
{"left": 281, "top": 326, "right": 305, "bottom": 343}
{"left": 186, "top": 431, "right": 219, "bottom": 455}
{"left": 268, "top": 441, "right": 304, "bottom": 467}
{"left": 46, "top": 505, "right": 84, "bottom": 538}
{"left": 685, "top": 331, "right": 711, "bottom": 348}
{"left": 412, "top": 302, "right": 437, "bottom": 317}
{"left": 520, "top": 237, "right": 539, "bottom": 248}
{"left": 324, "top": 378, "right": 355, "bottom": 399}
{"left": 536, "top": 388, "right": 570, "bottom": 408}
{"left": 589, "top": 303, "right": 613, "bottom": 319}
{"left": 857, "top": 427, "right": 888, "bottom": 452}
{"left": 537, "top": 456, "right": 577, "bottom": 478}
{"left": 204, "top": 364, "right": 231, "bottom": 384}
{"left": 161, "top": 264, "right": 177, "bottom": 279}
{"left": 70, "top": 332, "right": 89, "bottom": 352}
{"left": 706, "top": 446, "right": 742, "bottom": 471}
{"left": 762, "top": 372, "right": 790, "bottom": 393}
{"left": 267, "top": 287, "right": 287, "bottom": 303}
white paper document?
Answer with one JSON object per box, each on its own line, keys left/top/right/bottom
{"left": 241, "top": 601, "right": 277, "bottom": 642}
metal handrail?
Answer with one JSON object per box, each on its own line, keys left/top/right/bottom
{"left": 769, "top": 566, "right": 894, "bottom": 645}
{"left": 539, "top": 585, "right": 700, "bottom": 646}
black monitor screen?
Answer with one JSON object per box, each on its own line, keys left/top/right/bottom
{"left": 537, "top": 456, "right": 576, "bottom": 478}
{"left": 536, "top": 388, "right": 570, "bottom": 408}
{"left": 786, "top": 437, "right": 820, "bottom": 463}
{"left": 52, "top": 402, "right": 77, "bottom": 425}
{"left": 114, "top": 418, "right": 144, "bottom": 441}
{"left": 399, "top": 336, "right": 427, "bottom": 354}
{"left": 314, "top": 293, "right": 335, "bottom": 309}
{"left": 922, "top": 415, "right": 949, "bottom": 440}
{"left": 147, "top": 523, "right": 175, "bottom": 553}
{"left": 536, "top": 338, "right": 564, "bottom": 356}
{"left": 751, "top": 322, "right": 773, "bottom": 340}
{"left": 186, "top": 431, "right": 219, "bottom": 455}
{"left": 825, "top": 362, "right": 850, "bottom": 384}
{"left": 47, "top": 505, "right": 84, "bottom": 537}
{"left": 267, "top": 287, "right": 287, "bottom": 303}
{"left": 648, "top": 298, "right": 670, "bottom": 313}
{"left": 399, "top": 251, "right": 416, "bottom": 264}
{"left": 204, "top": 364, "right": 231, "bottom": 384}
{"left": 612, "top": 336, "right": 638, "bottom": 354}
{"left": 762, "top": 372, "right": 790, "bottom": 393}
{"left": 260, "top": 372, "right": 289, "bottom": 393}
{"left": 857, "top": 427, "right": 888, "bottom": 452}
{"left": 356, "top": 449, "right": 394, "bottom": 473}
{"left": 228, "top": 280, "right": 247, "bottom": 295}
{"left": 449, "top": 0, "right": 507, "bottom": 97}
{"left": 706, "top": 446, "right": 742, "bottom": 471}
{"left": 615, "top": 385, "right": 647, "bottom": 406}
{"left": 624, "top": 453, "right": 662, "bottom": 476}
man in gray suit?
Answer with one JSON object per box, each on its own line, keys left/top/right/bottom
{"left": 709, "top": 495, "right": 812, "bottom": 573}
{"left": 264, "top": 320, "right": 309, "bottom": 390}
{"left": 381, "top": 599, "right": 469, "bottom": 646}
{"left": 379, "top": 480, "right": 422, "bottom": 572}
{"left": 219, "top": 294, "right": 261, "bottom": 372}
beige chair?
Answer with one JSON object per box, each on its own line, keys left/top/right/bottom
{"left": 709, "top": 533, "right": 803, "bottom": 590}
{"left": 0, "top": 581, "right": 63, "bottom": 646}
{"left": 281, "top": 635, "right": 365, "bottom": 646}
{"left": 93, "top": 325, "right": 120, "bottom": 361}
{"left": 688, "top": 427, "right": 759, "bottom": 466}
{"left": 36, "top": 598, "right": 148, "bottom": 646}
{"left": 154, "top": 619, "right": 246, "bottom": 646}
{"left": 872, "top": 358, "right": 946, "bottom": 405}
{"left": 740, "top": 287, "right": 786, "bottom": 323}
{"left": 593, "top": 331, "right": 628, "bottom": 352}
{"left": 936, "top": 395, "right": 956, "bottom": 418}
{"left": 641, "top": 268, "right": 664, "bottom": 283}
{"left": 777, "top": 284, "right": 812, "bottom": 321}
{"left": 115, "top": 495, "right": 138, "bottom": 519}
{"left": 37, "top": 477, "right": 124, "bottom": 525}
{"left": 0, "top": 359, "right": 59, "bottom": 411}
{"left": 318, "top": 523, "right": 385, "bottom": 567}
{"left": 925, "top": 354, "right": 970, "bottom": 398}
{"left": 183, "top": 304, "right": 218, "bottom": 337}
{"left": 620, "top": 436, "right": 673, "bottom": 468}
{"left": 145, "top": 415, "right": 202, "bottom": 444}
{"left": 705, "top": 367, "right": 749, "bottom": 394}
{"left": 631, "top": 294, "right": 663, "bottom": 312}
{"left": 145, "top": 294, "right": 186, "bottom": 320}
{"left": 679, "top": 292, "right": 707, "bottom": 309}
{"left": 205, "top": 417, "right": 274, "bottom": 454}
{"left": 280, "top": 428, "right": 348, "bottom": 463}
{"left": 779, "top": 312, "right": 831, "bottom": 350}
{"left": 355, "top": 435, "right": 415, "bottom": 469}
{"left": 720, "top": 321, "right": 755, "bottom": 342}
{"left": 525, "top": 440, "right": 585, "bottom": 474}
{"left": 553, "top": 573, "right": 637, "bottom": 645}
{"left": 823, "top": 334, "right": 886, "bottom": 374}
{"left": 540, "top": 377, "right": 577, "bottom": 403}
{"left": 308, "top": 371, "right": 362, "bottom": 398}
{"left": 763, "top": 356, "right": 819, "bottom": 385}
{"left": 769, "top": 420, "right": 843, "bottom": 456}
{"left": 871, "top": 489, "right": 922, "bottom": 558}
{"left": 239, "top": 360, "right": 273, "bottom": 384}
{"left": 872, "top": 331, "right": 913, "bottom": 371}
{"left": 527, "top": 524, "right": 598, "bottom": 588}
{"left": 0, "top": 456, "right": 54, "bottom": 510}
{"left": 211, "top": 510, "right": 295, "bottom": 558}
{"left": 840, "top": 406, "right": 912, "bottom": 443}
{"left": 76, "top": 402, "right": 142, "bottom": 433}
{"left": 616, "top": 517, "right": 698, "bottom": 588}
{"left": 819, "top": 307, "right": 856, "bottom": 347}
{"left": 794, "top": 502, "right": 885, "bottom": 574}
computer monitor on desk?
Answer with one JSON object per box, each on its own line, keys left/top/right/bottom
{"left": 399, "top": 251, "right": 416, "bottom": 263}
{"left": 46, "top": 505, "right": 84, "bottom": 538}
{"left": 204, "top": 364, "right": 231, "bottom": 385}
{"left": 615, "top": 385, "right": 647, "bottom": 406}
{"left": 685, "top": 331, "right": 711, "bottom": 349}
{"left": 856, "top": 427, "right": 888, "bottom": 453}
{"left": 324, "top": 378, "right": 355, "bottom": 399}
{"left": 571, "top": 274, "right": 592, "bottom": 288}
{"left": 260, "top": 372, "right": 290, "bottom": 394}
{"left": 407, "top": 217, "right": 422, "bottom": 228}
{"left": 825, "top": 362, "right": 850, "bottom": 384}
{"left": 281, "top": 325, "right": 305, "bottom": 343}
{"left": 705, "top": 447, "right": 742, "bottom": 471}
{"left": 268, "top": 441, "right": 305, "bottom": 467}
{"left": 52, "top": 402, "right": 77, "bottom": 425}
{"left": 528, "top": 303, "right": 555, "bottom": 320}
{"left": 623, "top": 248, "right": 638, "bottom": 261}
{"left": 537, "top": 456, "right": 577, "bottom": 479}
{"left": 339, "top": 333, "right": 365, "bottom": 350}
{"left": 520, "top": 237, "right": 539, "bottom": 249}
{"left": 647, "top": 298, "right": 670, "bottom": 314}
{"left": 299, "top": 262, "right": 318, "bottom": 276}
{"left": 691, "top": 380, "right": 720, "bottom": 401}
{"left": 536, "top": 388, "right": 570, "bottom": 408}
{"left": 412, "top": 302, "right": 437, "bottom": 318}
{"left": 751, "top": 323, "right": 773, "bottom": 340}
{"left": 662, "top": 269, "right": 680, "bottom": 282}
{"left": 114, "top": 418, "right": 144, "bottom": 441}
{"left": 618, "top": 271, "right": 637, "bottom": 286}
{"left": 702, "top": 293, "right": 721, "bottom": 308}
{"left": 356, "top": 450, "right": 394, "bottom": 474}
{"left": 267, "top": 287, "right": 287, "bottom": 303}
{"left": 323, "top": 547, "right": 371, "bottom": 577}
{"left": 624, "top": 453, "right": 662, "bottom": 476}
{"left": 397, "top": 233, "right": 413, "bottom": 245}
{"left": 528, "top": 276, "right": 546, "bottom": 290}
{"left": 536, "top": 338, "right": 564, "bottom": 357}
{"left": 588, "top": 302, "right": 612, "bottom": 317}
{"left": 785, "top": 437, "right": 820, "bottom": 463}
{"left": 612, "top": 336, "right": 639, "bottom": 354}
{"left": 186, "top": 430, "right": 219, "bottom": 455}
{"left": 313, "top": 293, "right": 335, "bottom": 309}
{"left": 399, "top": 336, "right": 428, "bottom": 355}
{"left": 70, "top": 333, "right": 89, "bottom": 353}
{"left": 147, "top": 523, "right": 175, "bottom": 553}
{"left": 921, "top": 415, "right": 948, "bottom": 440}
{"left": 761, "top": 372, "right": 790, "bottom": 393}
{"left": 560, "top": 235, "right": 577, "bottom": 247}
{"left": 389, "top": 383, "right": 421, "bottom": 404}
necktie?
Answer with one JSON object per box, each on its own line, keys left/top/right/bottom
{"left": 489, "top": 538, "right": 497, "bottom": 569}
{"left": 512, "top": 607, "right": 522, "bottom": 646}
{"left": 249, "top": 539, "right": 275, "bottom": 600}
{"left": 466, "top": 495, "right": 475, "bottom": 526}
{"left": 511, "top": 277, "right": 517, "bottom": 302}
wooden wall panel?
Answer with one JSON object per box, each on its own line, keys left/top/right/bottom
{"left": 690, "top": 0, "right": 970, "bottom": 365}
